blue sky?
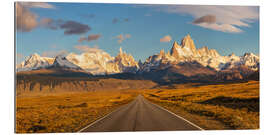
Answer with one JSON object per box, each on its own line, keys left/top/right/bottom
{"left": 16, "top": 2, "right": 259, "bottom": 63}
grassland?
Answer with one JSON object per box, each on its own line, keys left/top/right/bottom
{"left": 16, "top": 90, "right": 140, "bottom": 133}
{"left": 143, "top": 81, "right": 259, "bottom": 130}
{"left": 16, "top": 77, "right": 259, "bottom": 132}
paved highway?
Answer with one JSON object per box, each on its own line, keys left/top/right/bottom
{"left": 79, "top": 95, "right": 203, "bottom": 132}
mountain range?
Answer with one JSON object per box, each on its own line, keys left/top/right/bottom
{"left": 16, "top": 34, "right": 259, "bottom": 83}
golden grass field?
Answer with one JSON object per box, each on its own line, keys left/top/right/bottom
{"left": 16, "top": 80, "right": 259, "bottom": 132}
{"left": 143, "top": 81, "right": 259, "bottom": 130}
{"left": 16, "top": 90, "right": 140, "bottom": 133}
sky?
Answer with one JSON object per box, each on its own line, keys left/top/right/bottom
{"left": 16, "top": 2, "right": 259, "bottom": 64}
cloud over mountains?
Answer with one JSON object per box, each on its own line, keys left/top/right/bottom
{"left": 115, "top": 34, "right": 131, "bottom": 44}
{"left": 16, "top": 2, "right": 91, "bottom": 35}
{"left": 16, "top": 3, "right": 38, "bottom": 32}
{"left": 78, "top": 34, "right": 101, "bottom": 42}
{"left": 145, "top": 5, "right": 258, "bottom": 33}
{"left": 74, "top": 45, "right": 103, "bottom": 53}
{"left": 160, "top": 35, "right": 172, "bottom": 42}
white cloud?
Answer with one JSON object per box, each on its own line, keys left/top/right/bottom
{"left": 41, "top": 50, "right": 68, "bottom": 57}
{"left": 19, "top": 2, "right": 55, "bottom": 9}
{"left": 160, "top": 35, "right": 172, "bottom": 42}
{"left": 148, "top": 5, "right": 259, "bottom": 33}
{"left": 74, "top": 45, "right": 103, "bottom": 53}
{"left": 115, "top": 34, "right": 131, "bottom": 44}
{"left": 16, "top": 3, "right": 38, "bottom": 32}
{"left": 16, "top": 2, "right": 55, "bottom": 32}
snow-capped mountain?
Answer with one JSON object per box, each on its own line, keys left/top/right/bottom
{"left": 50, "top": 55, "right": 82, "bottom": 70}
{"left": 16, "top": 34, "right": 259, "bottom": 79}
{"left": 140, "top": 34, "right": 259, "bottom": 72}
{"left": 65, "top": 47, "right": 138, "bottom": 75}
{"left": 16, "top": 53, "right": 54, "bottom": 72}
{"left": 66, "top": 50, "right": 117, "bottom": 74}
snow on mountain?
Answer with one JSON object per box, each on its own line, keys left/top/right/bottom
{"left": 16, "top": 34, "right": 259, "bottom": 75}
{"left": 50, "top": 55, "right": 82, "bottom": 70}
{"left": 17, "top": 47, "right": 139, "bottom": 75}
{"left": 66, "top": 50, "right": 117, "bottom": 74}
{"left": 66, "top": 47, "right": 138, "bottom": 75}
{"left": 114, "top": 47, "right": 139, "bottom": 73}
{"left": 16, "top": 53, "right": 54, "bottom": 72}
{"left": 140, "top": 34, "right": 259, "bottom": 72}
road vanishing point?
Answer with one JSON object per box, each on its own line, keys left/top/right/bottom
{"left": 79, "top": 95, "right": 203, "bottom": 132}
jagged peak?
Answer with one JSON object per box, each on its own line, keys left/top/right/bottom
{"left": 229, "top": 53, "right": 236, "bottom": 57}
{"left": 54, "top": 54, "right": 67, "bottom": 61}
{"left": 242, "top": 52, "right": 259, "bottom": 60}
{"left": 31, "top": 53, "right": 40, "bottom": 57}
{"left": 119, "top": 47, "right": 123, "bottom": 54}
{"left": 181, "top": 34, "right": 196, "bottom": 51}
{"left": 159, "top": 49, "right": 165, "bottom": 56}
{"left": 170, "top": 41, "right": 181, "bottom": 57}
{"left": 172, "top": 41, "right": 180, "bottom": 48}
{"left": 27, "top": 53, "right": 41, "bottom": 60}
{"left": 202, "top": 46, "right": 208, "bottom": 50}
{"left": 243, "top": 52, "right": 255, "bottom": 57}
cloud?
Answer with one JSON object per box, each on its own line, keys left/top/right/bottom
{"left": 196, "top": 23, "right": 243, "bottom": 33}
{"left": 78, "top": 34, "right": 101, "bottom": 42}
{"left": 160, "top": 35, "right": 172, "bottom": 42}
{"left": 17, "top": 53, "right": 24, "bottom": 59}
{"left": 192, "top": 14, "right": 216, "bottom": 24}
{"left": 115, "top": 34, "right": 131, "bottom": 44}
{"left": 16, "top": 3, "right": 38, "bottom": 32}
{"left": 146, "top": 5, "right": 259, "bottom": 33}
{"left": 39, "top": 18, "right": 63, "bottom": 30}
{"left": 16, "top": 53, "right": 24, "bottom": 64}
{"left": 112, "top": 18, "right": 130, "bottom": 24}
{"left": 41, "top": 50, "right": 68, "bottom": 57}
{"left": 39, "top": 18, "right": 91, "bottom": 35}
{"left": 16, "top": 2, "right": 55, "bottom": 32}
{"left": 16, "top": 2, "right": 90, "bottom": 35}
{"left": 112, "top": 18, "right": 119, "bottom": 24}
{"left": 74, "top": 45, "right": 103, "bottom": 53}
{"left": 59, "top": 21, "right": 91, "bottom": 35}
{"left": 19, "top": 2, "right": 55, "bottom": 9}
{"left": 125, "top": 34, "right": 131, "bottom": 38}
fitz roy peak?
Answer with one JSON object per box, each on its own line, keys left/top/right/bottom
{"left": 140, "top": 34, "right": 259, "bottom": 72}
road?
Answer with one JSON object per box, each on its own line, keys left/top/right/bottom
{"left": 79, "top": 95, "right": 203, "bottom": 132}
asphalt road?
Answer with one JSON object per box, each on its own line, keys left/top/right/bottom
{"left": 79, "top": 95, "right": 203, "bottom": 132}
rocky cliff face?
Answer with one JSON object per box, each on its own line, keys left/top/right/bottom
{"left": 114, "top": 47, "right": 139, "bottom": 73}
